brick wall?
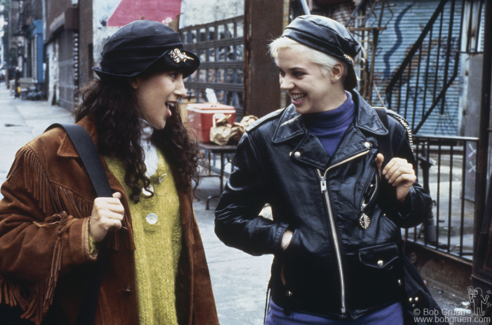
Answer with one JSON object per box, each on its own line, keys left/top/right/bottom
{"left": 45, "top": 0, "right": 71, "bottom": 40}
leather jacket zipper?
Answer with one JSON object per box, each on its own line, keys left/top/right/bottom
{"left": 317, "top": 149, "right": 370, "bottom": 315}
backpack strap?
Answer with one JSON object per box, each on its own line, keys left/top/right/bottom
{"left": 374, "top": 108, "right": 400, "bottom": 216}
{"left": 386, "top": 110, "right": 414, "bottom": 153}
{"left": 375, "top": 108, "right": 393, "bottom": 166}
{"left": 46, "top": 124, "right": 112, "bottom": 197}
{"left": 45, "top": 123, "right": 111, "bottom": 325}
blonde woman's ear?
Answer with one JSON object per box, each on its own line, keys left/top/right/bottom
{"left": 330, "top": 62, "right": 344, "bottom": 82}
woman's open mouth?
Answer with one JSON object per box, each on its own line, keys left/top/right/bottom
{"left": 290, "top": 94, "right": 306, "bottom": 104}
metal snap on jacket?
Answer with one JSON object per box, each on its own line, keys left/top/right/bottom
{"left": 364, "top": 142, "right": 371, "bottom": 148}
{"left": 377, "top": 260, "right": 384, "bottom": 267}
{"left": 294, "top": 151, "right": 301, "bottom": 158}
{"left": 146, "top": 213, "right": 158, "bottom": 224}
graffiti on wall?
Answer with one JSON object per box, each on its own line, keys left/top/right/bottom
{"left": 93, "top": 0, "right": 181, "bottom": 66}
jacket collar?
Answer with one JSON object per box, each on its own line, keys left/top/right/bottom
{"left": 57, "top": 116, "right": 99, "bottom": 158}
{"left": 271, "top": 91, "right": 388, "bottom": 169}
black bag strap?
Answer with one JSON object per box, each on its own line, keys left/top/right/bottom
{"left": 45, "top": 123, "right": 111, "bottom": 325}
{"left": 374, "top": 108, "right": 400, "bottom": 218}
{"left": 375, "top": 108, "right": 393, "bottom": 163}
{"left": 46, "top": 124, "right": 112, "bottom": 197}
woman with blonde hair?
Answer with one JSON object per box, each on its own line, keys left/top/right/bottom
{"left": 216, "top": 15, "right": 440, "bottom": 324}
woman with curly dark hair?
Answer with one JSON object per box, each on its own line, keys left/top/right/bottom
{"left": 0, "top": 20, "right": 219, "bottom": 325}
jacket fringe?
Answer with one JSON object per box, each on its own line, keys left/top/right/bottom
{"left": 16, "top": 147, "right": 135, "bottom": 251}
{"left": 1, "top": 145, "right": 139, "bottom": 323}
{"left": 0, "top": 212, "right": 77, "bottom": 325}
{"left": 13, "top": 147, "right": 93, "bottom": 219}
{"left": 1, "top": 148, "right": 93, "bottom": 324}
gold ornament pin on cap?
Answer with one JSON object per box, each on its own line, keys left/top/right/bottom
{"left": 169, "top": 48, "right": 194, "bottom": 63}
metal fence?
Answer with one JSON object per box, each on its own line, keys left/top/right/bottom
{"left": 180, "top": 16, "right": 244, "bottom": 119}
{"left": 404, "top": 134, "right": 479, "bottom": 260}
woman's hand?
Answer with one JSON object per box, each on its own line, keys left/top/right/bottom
{"left": 375, "top": 153, "right": 416, "bottom": 202}
{"left": 89, "top": 192, "right": 125, "bottom": 243}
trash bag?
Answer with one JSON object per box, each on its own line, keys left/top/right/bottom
{"left": 210, "top": 115, "right": 258, "bottom": 146}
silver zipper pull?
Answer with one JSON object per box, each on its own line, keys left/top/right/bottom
{"left": 320, "top": 176, "right": 327, "bottom": 193}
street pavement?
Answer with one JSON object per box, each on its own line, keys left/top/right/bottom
{"left": 0, "top": 84, "right": 486, "bottom": 324}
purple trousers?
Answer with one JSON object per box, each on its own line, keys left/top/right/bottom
{"left": 265, "top": 299, "right": 404, "bottom": 325}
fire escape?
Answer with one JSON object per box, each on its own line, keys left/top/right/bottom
{"left": 8, "top": 0, "right": 43, "bottom": 93}
{"left": 344, "top": 0, "right": 394, "bottom": 106}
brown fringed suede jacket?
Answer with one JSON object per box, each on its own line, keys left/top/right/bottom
{"left": 0, "top": 117, "right": 219, "bottom": 325}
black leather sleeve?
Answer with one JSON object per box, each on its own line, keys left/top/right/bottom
{"left": 214, "top": 132, "right": 290, "bottom": 256}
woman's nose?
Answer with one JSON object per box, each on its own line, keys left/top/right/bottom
{"left": 175, "top": 79, "right": 186, "bottom": 99}
{"left": 280, "top": 76, "right": 293, "bottom": 90}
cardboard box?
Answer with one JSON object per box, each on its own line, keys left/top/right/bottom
{"left": 186, "top": 103, "right": 236, "bottom": 143}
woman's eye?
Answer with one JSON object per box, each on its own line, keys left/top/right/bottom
{"left": 294, "top": 72, "right": 305, "bottom": 78}
{"left": 278, "top": 70, "right": 285, "bottom": 77}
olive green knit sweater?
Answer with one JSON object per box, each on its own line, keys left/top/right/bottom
{"left": 105, "top": 150, "right": 182, "bottom": 325}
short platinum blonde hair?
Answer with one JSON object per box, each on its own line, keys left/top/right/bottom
{"left": 269, "top": 37, "right": 348, "bottom": 78}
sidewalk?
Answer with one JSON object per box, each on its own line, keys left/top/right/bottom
{"left": 0, "top": 87, "right": 487, "bottom": 324}
{"left": 0, "top": 85, "right": 73, "bottom": 187}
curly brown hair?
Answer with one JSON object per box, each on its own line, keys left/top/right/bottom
{"left": 74, "top": 75, "right": 200, "bottom": 203}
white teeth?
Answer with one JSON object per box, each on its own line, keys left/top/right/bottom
{"left": 166, "top": 101, "right": 176, "bottom": 109}
{"left": 291, "top": 94, "right": 305, "bottom": 101}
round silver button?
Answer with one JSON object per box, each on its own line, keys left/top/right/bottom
{"left": 364, "top": 142, "right": 371, "bottom": 148}
{"left": 294, "top": 151, "right": 301, "bottom": 158}
{"left": 146, "top": 213, "right": 158, "bottom": 224}
{"left": 377, "top": 260, "right": 384, "bottom": 267}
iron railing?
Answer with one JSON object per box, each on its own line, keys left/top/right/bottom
{"left": 405, "top": 135, "right": 478, "bottom": 260}
{"left": 180, "top": 16, "right": 244, "bottom": 119}
{"left": 385, "top": 0, "right": 466, "bottom": 134}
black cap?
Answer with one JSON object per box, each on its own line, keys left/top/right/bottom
{"left": 93, "top": 20, "right": 199, "bottom": 79}
{"left": 282, "top": 15, "right": 361, "bottom": 89}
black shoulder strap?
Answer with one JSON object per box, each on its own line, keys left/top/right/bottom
{"left": 374, "top": 108, "right": 393, "bottom": 165}
{"left": 46, "top": 124, "right": 112, "bottom": 197}
{"left": 374, "top": 109, "right": 399, "bottom": 214}
{"left": 45, "top": 123, "right": 110, "bottom": 325}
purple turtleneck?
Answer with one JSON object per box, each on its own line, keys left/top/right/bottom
{"left": 302, "top": 91, "right": 355, "bottom": 157}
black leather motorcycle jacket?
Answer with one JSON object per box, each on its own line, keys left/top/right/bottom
{"left": 215, "top": 91, "right": 432, "bottom": 320}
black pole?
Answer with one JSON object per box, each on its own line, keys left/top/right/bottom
{"left": 474, "top": 0, "right": 492, "bottom": 267}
